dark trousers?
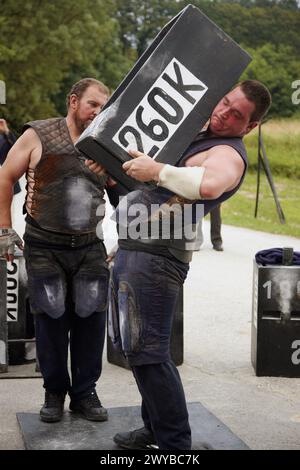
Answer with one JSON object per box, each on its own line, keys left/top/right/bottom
{"left": 35, "top": 309, "right": 106, "bottom": 400}
{"left": 195, "top": 204, "right": 222, "bottom": 250}
{"left": 133, "top": 362, "right": 191, "bottom": 450}
{"left": 210, "top": 204, "right": 222, "bottom": 246}
{"left": 111, "top": 249, "right": 191, "bottom": 449}
{"left": 24, "top": 228, "right": 109, "bottom": 401}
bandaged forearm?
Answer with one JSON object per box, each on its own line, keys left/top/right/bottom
{"left": 157, "top": 164, "right": 205, "bottom": 200}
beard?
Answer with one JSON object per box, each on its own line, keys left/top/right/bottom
{"left": 74, "top": 113, "right": 92, "bottom": 134}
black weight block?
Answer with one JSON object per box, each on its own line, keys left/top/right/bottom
{"left": 76, "top": 4, "right": 251, "bottom": 190}
{"left": 251, "top": 262, "right": 300, "bottom": 377}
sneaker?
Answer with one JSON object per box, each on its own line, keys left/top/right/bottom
{"left": 40, "top": 391, "right": 65, "bottom": 423}
{"left": 114, "top": 426, "right": 157, "bottom": 450}
{"left": 69, "top": 391, "right": 108, "bottom": 421}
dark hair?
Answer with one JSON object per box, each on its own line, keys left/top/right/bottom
{"left": 66, "top": 78, "right": 109, "bottom": 109}
{"left": 236, "top": 80, "right": 272, "bottom": 122}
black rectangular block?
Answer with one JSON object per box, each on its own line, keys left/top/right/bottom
{"left": 251, "top": 262, "right": 300, "bottom": 377}
{"left": 76, "top": 4, "right": 251, "bottom": 190}
{"left": 0, "top": 255, "right": 32, "bottom": 370}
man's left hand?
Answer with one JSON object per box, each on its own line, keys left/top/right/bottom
{"left": 85, "top": 159, "right": 107, "bottom": 176}
{"left": 0, "top": 118, "right": 9, "bottom": 135}
{"left": 85, "top": 159, "right": 117, "bottom": 186}
{"left": 123, "top": 150, "right": 164, "bottom": 182}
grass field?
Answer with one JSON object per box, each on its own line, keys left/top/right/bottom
{"left": 243, "top": 119, "right": 300, "bottom": 178}
{"left": 221, "top": 119, "right": 300, "bottom": 238}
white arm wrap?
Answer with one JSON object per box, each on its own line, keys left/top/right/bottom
{"left": 157, "top": 164, "right": 205, "bottom": 200}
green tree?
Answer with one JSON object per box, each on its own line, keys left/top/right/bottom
{"left": 115, "top": 0, "right": 180, "bottom": 57}
{"left": 179, "top": 1, "right": 300, "bottom": 53}
{"left": 0, "top": 0, "right": 132, "bottom": 131}
{"left": 218, "top": 0, "right": 299, "bottom": 9}
{"left": 241, "top": 43, "right": 300, "bottom": 116}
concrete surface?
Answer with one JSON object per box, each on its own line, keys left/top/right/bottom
{"left": 1, "top": 185, "right": 300, "bottom": 450}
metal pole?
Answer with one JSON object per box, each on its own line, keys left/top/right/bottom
{"left": 259, "top": 126, "right": 286, "bottom": 224}
{"left": 254, "top": 125, "right": 262, "bottom": 218}
{"left": 254, "top": 123, "right": 286, "bottom": 224}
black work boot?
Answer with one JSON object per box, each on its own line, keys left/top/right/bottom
{"left": 114, "top": 426, "right": 157, "bottom": 450}
{"left": 40, "top": 391, "right": 65, "bottom": 423}
{"left": 69, "top": 391, "right": 108, "bottom": 421}
{"left": 212, "top": 242, "right": 223, "bottom": 251}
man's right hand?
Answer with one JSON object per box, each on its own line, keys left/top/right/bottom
{"left": 0, "top": 228, "right": 23, "bottom": 262}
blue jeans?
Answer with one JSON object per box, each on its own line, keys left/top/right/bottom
{"left": 110, "top": 249, "right": 191, "bottom": 449}
{"left": 110, "top": 249, "right": 189, "bottom": 365}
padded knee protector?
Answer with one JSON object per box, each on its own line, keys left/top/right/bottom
{"left": 118, "top": 280, "right": 142, "bottom": 354}
{"left": 72, "top": 272, "right": 109, "bottom": 318}
{"left": 28, "top": 272, "right": 66, "bottom": 318}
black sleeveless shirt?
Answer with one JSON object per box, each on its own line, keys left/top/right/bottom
{"left": 118, "top": 131, "right": 248, "bottom": 262}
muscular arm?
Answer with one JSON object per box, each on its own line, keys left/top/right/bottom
{"left": 0, "top": 128, "right": 40, "bottom": 227}
{"left": 196, "top": 145, "right": 245, "bottom": 199}
{"left": 122, "top": 146, "right": 245, "bottom": 200}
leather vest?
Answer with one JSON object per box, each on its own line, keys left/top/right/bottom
{"left": 23, "top": 118, "right": 106, "bottom": 234}
{"left": 117, "top": 131, "right": 248, "bottom": 262}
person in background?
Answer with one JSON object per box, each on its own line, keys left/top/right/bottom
{"left": 196, "top": 203, "right": 223, "bottom": 251}
{"left": 0, "top": 118, "right": 21, "bottom": 195}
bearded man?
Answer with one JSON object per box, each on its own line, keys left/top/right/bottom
{"left": 0, "top": 78, "right": 111, "bottom": 423}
